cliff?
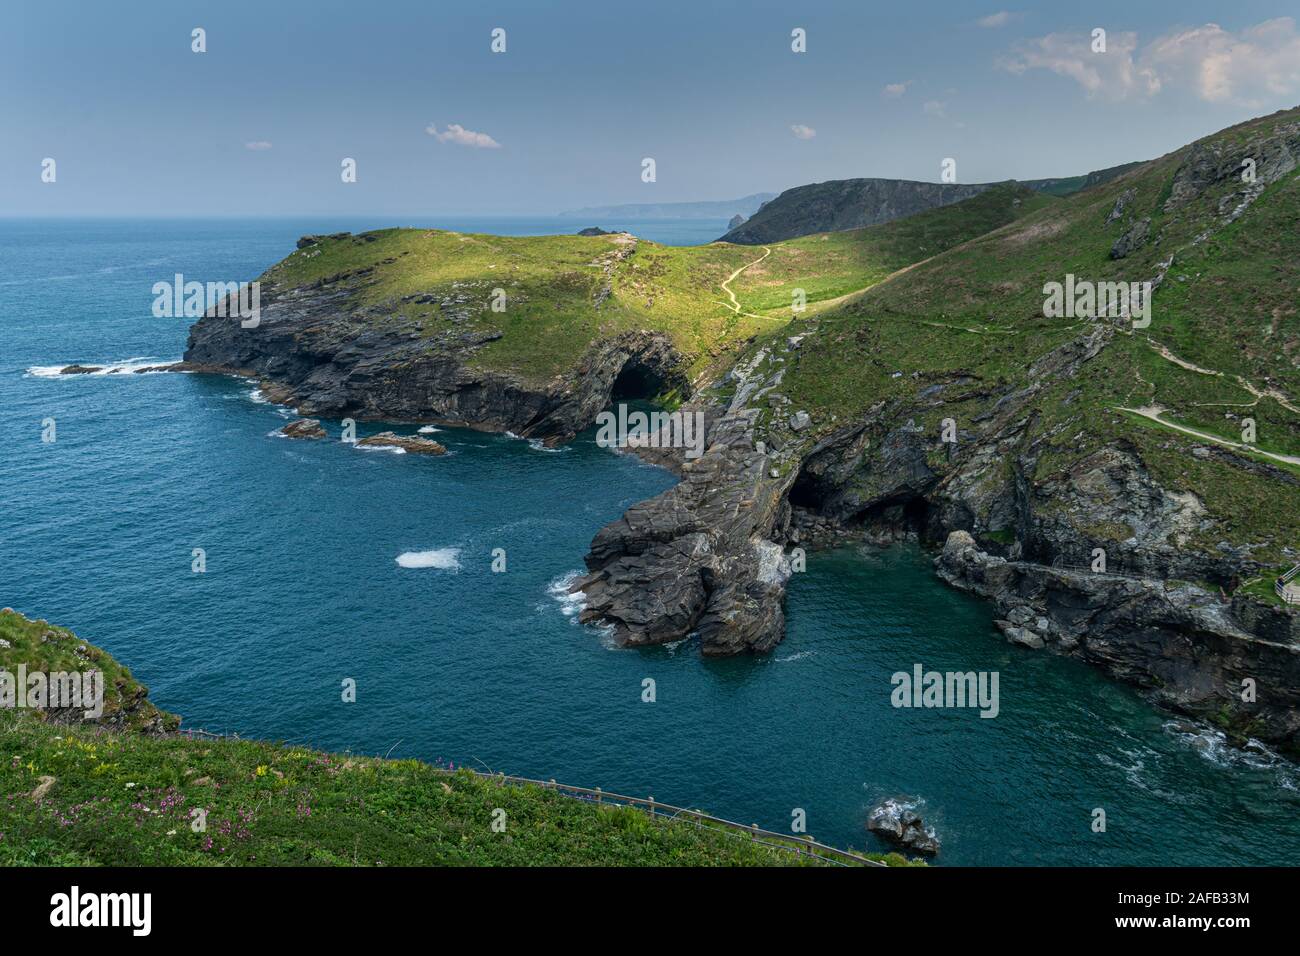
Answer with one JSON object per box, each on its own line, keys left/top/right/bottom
{"left": 179, "top": 108, "right": 1300, "bottom": 754}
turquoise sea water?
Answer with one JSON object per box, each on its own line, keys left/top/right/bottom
{"left": 2, "top": 217, "right": 1298, "bottom": 865}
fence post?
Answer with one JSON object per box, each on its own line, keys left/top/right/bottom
{"left": 647, "top": 795, "right": 655, "bottom": 814}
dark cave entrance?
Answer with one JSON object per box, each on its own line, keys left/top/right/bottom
{"left": 610, "top": 359, "right": 668, "bottom": 401}
{"left": 788, "top": 466, "right": 830, "bottom": 511}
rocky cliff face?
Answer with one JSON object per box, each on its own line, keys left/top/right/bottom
{"left": 573, "top": 402, "right": 795, "bottom": 655}
{"left": 178, "top": 111, "right": 1300, "bottom": 757}
{"left": 184, "top": 281, "right": 686, "bottom": 445}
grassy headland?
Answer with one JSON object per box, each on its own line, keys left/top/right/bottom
{"left": 0, "top": 610, "right": 903, "bottom": 866}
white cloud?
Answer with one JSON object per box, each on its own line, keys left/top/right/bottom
{"left": 425, "top": 123, "right": 502, "bottom": 149}
{"left": 999, "top": 18, "right": 1300, "bottom": 106}
{"left": 244, "top": 141, "right": 273, "bottom": 151}
{"left": 978, "top": 12, "right": 1011, "bottom": 28}
{"left": 882, "top": 81, "right": 910, "bottom": 98}
{"left": 997, "top": 31, "right": 1153, "bottom": 99}
{"left": 1143, "top": 19, "right": 1300, "bottom": 106}
{"left": 790, "top": 124, "right": 817, "bottom": 140}
{"left": 922, "top": 100, "right": 947, "bottom": 118}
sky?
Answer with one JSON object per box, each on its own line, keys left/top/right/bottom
{"left": 4, "top": 0, "right": 1300, "bottom": 217}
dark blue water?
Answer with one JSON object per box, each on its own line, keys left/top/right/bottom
{"left": 3, "top": 218, "right": 1298, "bottom": 865}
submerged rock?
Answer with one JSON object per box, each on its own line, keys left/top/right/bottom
{"left": 58, "top": 364, "right": 101, "bottom": 375}
{"left": 356, "top": 431, "right": 447, "bottom": 455}
{"left": 280, "top": 418, "right": 326, "bottom": 440}
{"left": 867, "top": 798, "right": 940, "bottom": 856}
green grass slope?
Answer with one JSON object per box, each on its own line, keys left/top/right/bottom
{"left": 0, "top": 610, "right": 904, "bottom": 866}
{"left": 259, "top": 184, "right": 1050, "bottom": 388}
{"left": 773, "top": 106, "right": 1300, "bottom": 568}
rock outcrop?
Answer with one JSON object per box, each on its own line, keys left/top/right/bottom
{"left": 935, "top": 531, "right": 1300, "bottom": 750}
{"left": 573, "top": 407, "right": 794, "bottom": 655}
{"left": 281, "top": 418, "right": 326, "bottom": 439}
{"left": 356, "top": 431, "right": 447, "bottom": 455}
{"left": 184, "top": 280, "right": 687, "bottom": 446}
{"left": 867, "top": 798, "right": 940, "bottom": 856}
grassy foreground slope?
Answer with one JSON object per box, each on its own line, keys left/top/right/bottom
{"left": 261, "top": 184, "right": 1050, "bottom": 387}
{"left": 0, "top": 611, "right": 898, "bottom": 866}
{"left": 772, "top": 106, "right": 1300, "bottom": 576}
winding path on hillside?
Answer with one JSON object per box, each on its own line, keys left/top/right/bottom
{"left": 716, "top": 246, "right": 778, "bottom": 321}
{"left": 1147, "top": 340, "right": 1300, "bottom": 414}
{"left": 1117, "top": 404, "right": 1300, "bottom": 467}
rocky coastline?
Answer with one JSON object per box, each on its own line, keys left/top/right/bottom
{"left": 177, "top": 284, "right": 1300, "bottom": 754}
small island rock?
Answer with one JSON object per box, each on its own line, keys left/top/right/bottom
{"left": 867, "top": 798, "right": 941, "bottom": 856}
{"left": 356, "top": 431, "right": 447, "bottom": 455}
{"left": 280, "top": 418, "right": 327, "bottom": 440}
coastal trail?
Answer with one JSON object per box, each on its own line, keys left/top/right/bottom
{"left": 716, "top": 247, "right": 781, "bottom": 322}
{"left": 1117, "top": 404, "right": 1300, "bottom": 467}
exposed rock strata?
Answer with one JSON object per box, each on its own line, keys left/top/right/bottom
{"left": 184, "top": 280, "right": 685, "bottom": 445}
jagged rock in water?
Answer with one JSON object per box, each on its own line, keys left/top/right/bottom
{"left": 867, "top": 798, "right": 940, "bottom": 856}
{"left": 280, "top": 418, "right": 326, "bottom": 440}
{"left": 356, "top": 431, "right": 446, "bottom": 455}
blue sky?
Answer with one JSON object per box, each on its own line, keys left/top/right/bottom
{"left": 4, "top": 0, "right": 1299, "bottom": 216}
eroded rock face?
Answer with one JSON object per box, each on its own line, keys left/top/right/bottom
{"left": 574, "top": 408, "right": 794, "bottom": 655}
{"left": 184, "top": 282, "right": 686, "bottom": 445}
{"left": 936, "top": 530, "right": 1300, "bottom": 752}
{"left": 1164, "top": 122, "right": 1300, "bottom": 213}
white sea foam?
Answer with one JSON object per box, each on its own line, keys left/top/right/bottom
{"left": 395, "top": 548, "right": 462, "bottom": 570}
{"left": 775, "top": 650, "right": 814, "bottom": 663}
{"left": 355, "top": 444, "right": 406, "bottom": 454}
{"left": 1163, "top": 719, "right": 1296, "bottom": 786}
{"left": 417, "top": 425, "right": 441, "bottom": 434}
{"left": 25, "top": 357, "right": 181, "bottom": 378}
{"left": 547, "top": 570, "right": 587, "bottom": 619}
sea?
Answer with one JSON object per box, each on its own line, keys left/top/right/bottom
{"left": 2, "top": 215, "right": 1298, "bottom": 864}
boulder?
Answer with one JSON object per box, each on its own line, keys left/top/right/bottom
{"left": 867, "top": 798, "right": 940, "bottom": 856}
{"left": 280, "top": 418, "right": 326, "bottom": 440}
{"left": 356, "top": 431, "right": 447, "bottom": 455}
